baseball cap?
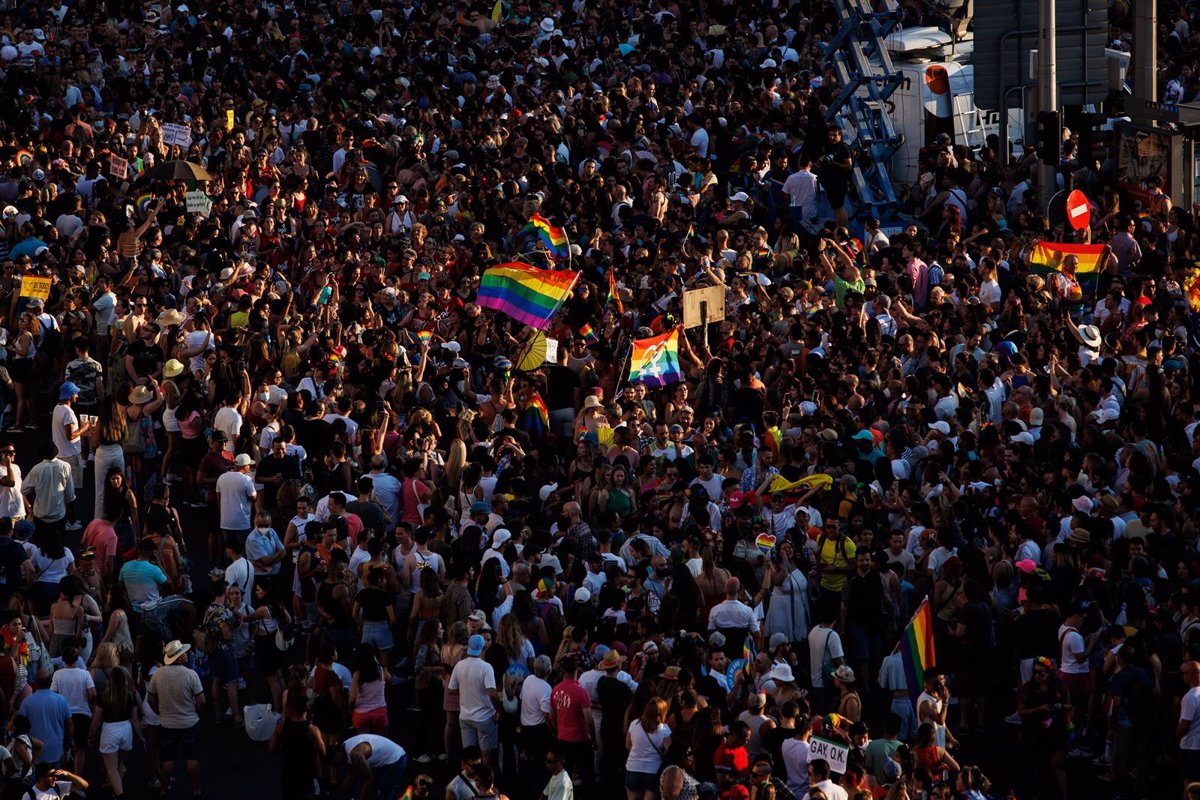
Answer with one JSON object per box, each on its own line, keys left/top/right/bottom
{"left": 467, "top": 634, "right": 486, "bottom": 657}
{"left": 58, "top": 381, "right": 80, "bottom": 400}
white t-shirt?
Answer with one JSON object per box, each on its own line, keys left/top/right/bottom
{"left": 544, "top": 770, "right": 574, "bottom": 800}
{"left": 51, "top": 404, "right": 81, "bottom": 459}
{"left": 448, "top": 656, "right": 497, "bottom": 724}
{"left": 0, "top": 462, "right": 24, "bottom": 519}
{"left": 1058, "top": 625, "right": 1089, "bottom": 675}
{"left": 804, "top": 779, "right": 848, "bottom": 800}
{"left": 342, "top": 733, "right": 406, "bottom": 767}
{"left": 625, "top": 720, "right": 672, "bottom": 773}
{"left": 782, "top": 738, "right": 811, "bottom": 797}
{"left": 185, "top": 330, "right": 213, "bottom": 372}
{"left": 520, "top": 675, "right": 552, "bottom": 727}
{"left": 1181, "top": 687, "right": 1200, "bottom": 750}
{"left": 216, "top": 471, "right": 257, "bottom": 530}
{"left": 50, "top": 666, "right": 95, "bottom": 716}
{"left": 807, "top": 626, "right": 844, "bottom": 689}
{"left": 213, "top": 406, "right": 242, "bottom": 453}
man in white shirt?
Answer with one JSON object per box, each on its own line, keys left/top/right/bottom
{"left": 51, "top": 382, "right": 90, "bottom": 531}
{"left": 0, "top": 445, "right": 23, "bottom": 520}
{"left": 50, "top": 644, "right": 95, "bottom": 775}
{"left": 212, "top": 394, "right": 243, "bottom": 454}
{"left": 803, "top": 759, "right": 848, "bottom": 800}
{"left": 782, "top": 156, "right": 819, "bottom": 226}
{"left": 216, "top": 454, "right": 257, "bottom": 543}
{"left": 1179, "top": 661, "right": 1200, "bottom": 784}
{"left": 782, "top": 724, "right": 813, "bottom": 798}
{"left": 707, "top": 577, "right": 760, "bottom": 640}
{"left": 448, "top": 635, "right": 500, "bottom": 762}
{"left": 344, "top": 733, "right": 408, "bottom": 800}
{"left": 521, "top": 655, "right": 554, "bottom": 778}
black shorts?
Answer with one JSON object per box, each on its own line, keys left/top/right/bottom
{"left": 160, "top": 723, "right": 199, "bottom": 759}
{"left": 72, "top": 713, "right": 91, "bottom": 748}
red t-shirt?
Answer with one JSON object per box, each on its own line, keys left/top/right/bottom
{"left": 550, "top": 678, "right": 592, "bottom": 743}
{"left": 714, "top": 742, "right": 750, "bottom": 779}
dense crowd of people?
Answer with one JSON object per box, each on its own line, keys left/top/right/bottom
{"left": 0, "top": 1, "right": 1195, "bottom": 800}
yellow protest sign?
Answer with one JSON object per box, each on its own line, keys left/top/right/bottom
{"left": 19, "top": 273, "right": 51, "bottom": 300}
{"left": 225, "top": 109, "right": 235, "bottom": 130}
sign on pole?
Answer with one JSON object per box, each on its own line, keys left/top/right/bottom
{"left": 1066, "top": 190, "right": 1091, "bottom": 230}
{"left": 683, "top": 285, "right": 725, "bottom": 330}
{"left": 19, "top": 274, "right": 51, "bottom": 300}
{"left": 809, "top": 737, "right": 850, "bottom": 774}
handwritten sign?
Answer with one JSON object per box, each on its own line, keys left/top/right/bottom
{"left": 19, "top": 274, "right": 51, "bottom": 300}
{"left": 161, "top": 123, "right": 193, "bottom": 149}
{"left": 185, "top": 190, "right": 212, "bottom": 217}
{"left": 109, "top": 155, "right": 128, "bottom": 180}
{"left": 810, "top": 736, "right": 849, "bottom": 774}
{"left": 225, "top": 109, "right": 235, "bottom": 130}
{"left": 683, "top": 284, "right": 725, "bottom": 329}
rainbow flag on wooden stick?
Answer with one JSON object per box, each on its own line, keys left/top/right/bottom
{"left": 899, "top": 597, "right": 936, "bottom": 709}
{"left": 628, "top": 328, "right": 683, "bottom": 389}
{"left": 477, "top": 262, "right": 579, "bottom": 329}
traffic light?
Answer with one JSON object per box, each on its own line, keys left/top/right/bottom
{"left": 1076, "top": 112, "right": 1106, "bottom": 168}
{"left": 1035, "top": 111, "right": 1061, "bottom": 166}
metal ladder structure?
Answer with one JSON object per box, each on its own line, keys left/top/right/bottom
{"left": 823, "top": 0, "right": 905, "bottom": 220}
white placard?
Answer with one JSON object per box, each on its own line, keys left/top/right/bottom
{"left": 162, "top": 123, "right": 193, "bottom": 149}
{"left": 109, "top": 155, "right": 128, "bottom": 180}
{"left": 544, "top": 337, "right": 558, "bottom": 364}
{"left": 185, "top": 190, "right": 212, "bottom": 217}
{"left": 809, "top": 736, "right": 849, "bottom": 774}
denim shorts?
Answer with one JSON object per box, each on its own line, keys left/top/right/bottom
{"left": 361, "top": 620, "right": 394, "bottom": 650}
{"left": 210, "top": 647, "right": 239, "bottom": 687}
{"left": 625, "top": 771, "right": 660, "bottom": 793}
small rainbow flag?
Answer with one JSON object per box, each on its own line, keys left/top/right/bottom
{"left": 1029, "top": 241, "right": 1103, "bottom": 294}
{"left": 399, "top": 785, "right": 413, "bottom": 800}
{"left": 899, "top": 597, "right": 937, "bottom": 709}
{"left": 579, "top": 323, "right": 598, "bottom": 343}
{"left": 628, "top": 328, "right": 683, "bottom": 389}
{"left": 477, "top": 262, "right": 579, "bottom": 330}
{"left": 528, "top": 213, "right": 569, "bottom": 259}
{"left": 136, "top": 194, "right": 156, "bottom": 214}
{"left": 743, "top": 634, "right": 756, "bottom": 675}
{"left": 416, "top": 330, "right": 433, "bottom": 347}
{"left": 607, "top": 269, "right": 623, "bottom": 314}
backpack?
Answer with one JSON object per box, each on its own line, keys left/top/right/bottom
{"left": 200, "top": 604, "right": 230, "bottom": 655}
{"left": 123, "top": 411, "right": 147, "bottom": 455}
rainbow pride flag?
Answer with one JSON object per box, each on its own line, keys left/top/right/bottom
{"left": 899, "top": 597, "right": 936, "bottom": 709}
{"left": 579, "top": 323, "right": 598, "bottom": 343}
{"left": 528, "top": 213, "right": 569, "bottom": 259}
{"left": 521, "top": 392, "right": 550, "bottom": 442}
{"left": 1029, "top": 241, "right": 1103, "bottom": 292}
{"left": 607, "top": 269, "right": 623, "bottom": 314}
{"left": 477, "top": 262, "right": 579, "bottom": 329}
{"left": 743, "top": 634, "right": 756, "bottom": 675}
{"left": 628, "top": 328, "right": 683, "bottom": 389}
{"left": 416, "top": 330, "right": 433, "bottom": 347}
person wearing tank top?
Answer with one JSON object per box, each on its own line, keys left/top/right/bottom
{"left": 736, "top": 695, "right": 777, "bottom": 759}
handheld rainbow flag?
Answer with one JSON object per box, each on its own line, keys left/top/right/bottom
{"left": 477, "top": 262, "right": 579, "bottom": 330}
{"left": 528, "top": 214, "right": 570, "bottom": 259}
{"left": 136, "top": 194, "right": 156, "bottom": 214}
{"left": 607, "top": 269, "right": 624, "bottom": 314}
{"left": 628, "top": 328, "right": 683, "bottom": 389}
{"left": 398, "top": 785, "right": 413, "bottom": 800}
{"left": 520, "top": 391, "right": 550, "bottom": 442}
{"left": 899, "top": 597, "right": 936, "bottom": 710}
{"left": 742, "top": 635, "right": 757, "bottom": 675}
{"left": 416, "top": 330, "right": 433, "bottom": 347}
{"left": 579, "top": 323, "right": 598, "bottom": 343}
{"left": 1029, "top": 241, "right": 1103, "bottom": 293}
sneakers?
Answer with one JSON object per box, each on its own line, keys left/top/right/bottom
{"left": 415, "top": 755, "right": 433, "bottom": 764}
{"left": 1067, "top": 747, "right": 1091, "bottom": 759}
{"left": 65, "top": 521, "right": 82, "bottom": 532}
{"left": 1005, "top": 712, "right": 1022, "bottom": 725}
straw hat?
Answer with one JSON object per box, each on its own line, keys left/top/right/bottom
{"left": 164, "top": 359, "right": 185, "bottom": 379}
{"left": 128, "top": 385, "right": 154, "bottom": 405}
{"left": 164, "top": 639, "right": 191, "bottom": 665}
{"left": 157, "top": 309, "right": 186, "bottom": 327}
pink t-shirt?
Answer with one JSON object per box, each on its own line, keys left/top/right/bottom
{"left": 82, "top": 520, "right": 118, "bottom": 577}
{"left": 551, "top": 678, "right": 592, "bottom": 743}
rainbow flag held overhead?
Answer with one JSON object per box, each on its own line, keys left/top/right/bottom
{"left": 628, "top": 329, "right": 683, "bottom": 389}
{"left": 416, "top": 330, "right": 433, "bottom": 347}
{"left": 899, "top": 597, "right": 937, "bottom": 710}
{"left": 528, "top": 213, "right": 570, "bottom": 259}
{"left": 477, "top": 262, "right": 579, "bottom": 330}
{"left": 1029, "top": 241, "right": 1103, "bottom": 292}
{"left": 579, "top": 323, "right": 598, "bottom": 343}
{"left": 742, "top": 634, "right": 756, "bottom": 675}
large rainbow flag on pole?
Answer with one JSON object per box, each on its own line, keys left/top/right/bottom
{"left": 1029, "top": 241, "right": 1104, "bottom": 292}
{"left": 477, "top": 262, "right": 579, "bottom": 329}
{"left": 527, "top": 214, "right": 570, "bottom": 259}
{"left": 628, "top": 328, "right": 683, "bottom": 389}
{"left": 899, "top": 597, "right": 937, "bottom": 709}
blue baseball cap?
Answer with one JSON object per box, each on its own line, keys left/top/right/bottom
{"left": 58, "top": 382, "right": 80, "bottom": 400}
{"left": 467, "top": 634, "right": 486, "bottom": 657}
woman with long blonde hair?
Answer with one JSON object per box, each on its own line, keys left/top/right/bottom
{"left": 625, "top": 697, "right": 672, "bottom": 800}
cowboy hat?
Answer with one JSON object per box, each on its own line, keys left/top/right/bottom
{"left": 164, "top": 639, "right": 191, "bottom": 665}
{"left": 157, "top": 309, "right": 186, "bottom": 327}
{"left": 128, "top": 385, "right": 154, "bottom": 405}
